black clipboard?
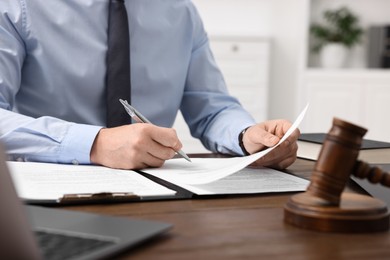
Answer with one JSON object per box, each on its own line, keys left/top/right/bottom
{"left": 23, "top": 170, "right": 196, "bottom": 206}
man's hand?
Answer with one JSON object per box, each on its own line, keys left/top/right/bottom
{"left": 90, "top": 124, "right": 183, "bottom": 169}
{"left": 242, "top": 119, "right": 300, "bottom": 169}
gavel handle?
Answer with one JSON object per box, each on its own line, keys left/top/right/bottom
{"left": 353, "top": 160, "right": 390, "bottom": 188}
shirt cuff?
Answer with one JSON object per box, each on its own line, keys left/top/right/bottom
{"left": 58, "top": 123, "right": 102, "bottom": 165}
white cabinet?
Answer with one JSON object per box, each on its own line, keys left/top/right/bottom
{"left": 301, "top": 70, "right": 390, "bottom": 142}
{"left": 210, "top": 37, "right": 270, "bottom": 122}
{"left": 173, "top": 37, "right": 271, "bottom": 153}
{"left": 187, "top": 0, "right": 390, "bottom": 147}
{"left": 299, "top": 0, "right": 390, "bottom": 142}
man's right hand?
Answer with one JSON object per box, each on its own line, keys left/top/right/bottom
{"left": 90, "top": 124, "right": 183, "bottom": 170}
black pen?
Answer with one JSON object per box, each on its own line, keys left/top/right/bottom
{"left": 119, "top": 99, "right": 192, "bottom": 162}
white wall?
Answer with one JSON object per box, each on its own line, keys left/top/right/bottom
{"left": 267, "top": 0, "right": 309, "bottom": 119}
{"left": 192, "top": 0, "right": 274, "bottom": 37}
{"left": 192, "top": 0, "right": 309, "bottom": 121}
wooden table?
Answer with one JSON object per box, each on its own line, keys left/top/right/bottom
{"left": 66, "top": 159, "right": 390, "bottom": 259}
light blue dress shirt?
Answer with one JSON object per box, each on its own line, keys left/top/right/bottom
{"left": 0, "top": 0, "right": 256, "bottom": 164}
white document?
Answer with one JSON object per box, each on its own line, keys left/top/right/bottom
{"left": 178, "top": 167, "right": 309, "bottom": 195}
{"left": 8, "top": 162, "right": 176, "bottom": 201}
{"left": 7, "top": 104, "right": 308, "bottom": 202}
{"left": 143, "top": 104, "right": 308, "bottom": 185}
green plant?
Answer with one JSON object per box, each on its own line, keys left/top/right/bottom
{"left": 310, "top": 7, "right": 363, "bottom": 53}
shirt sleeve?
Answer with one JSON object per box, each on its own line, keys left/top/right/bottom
{"left": 0, "top": 2, "right": 102, "bottom": 164}
{"left": 181, "top": 4, "right": 257, "bottom": 155}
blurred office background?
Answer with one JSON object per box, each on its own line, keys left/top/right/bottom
{"left": 174, "top": 0, "right": 390, "bottom": 152}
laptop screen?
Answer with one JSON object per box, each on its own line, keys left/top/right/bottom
{"left": 0, "top": 144, "right": 41, "bottom": 259}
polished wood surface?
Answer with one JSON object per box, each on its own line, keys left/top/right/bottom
{"left": 65, "top": 158, "right": 390, "bottom": 259}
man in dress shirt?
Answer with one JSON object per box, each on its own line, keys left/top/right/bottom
{"left": 0, "top": 0, "right": 299, "bottom": 170}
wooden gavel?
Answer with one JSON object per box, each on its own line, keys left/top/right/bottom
{"left": 307, "top": 118, "right": 390, "bottom": 205}
{"left": 353, "top": 159, "right": 390, "bottom": 188}
{"left": 284, "top": 118, "right": 390, "bottom": 233}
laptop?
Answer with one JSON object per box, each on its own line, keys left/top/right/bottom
{"left": 0, "top": 144, "right": 172, "bottom": 260}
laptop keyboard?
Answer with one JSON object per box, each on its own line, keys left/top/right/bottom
{"left": 35, "top": 229, "right": 117, "bottom": 260}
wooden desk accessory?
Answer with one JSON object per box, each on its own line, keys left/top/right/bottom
{"left": 284, "top": 118, "right": 390, "bottom": 232}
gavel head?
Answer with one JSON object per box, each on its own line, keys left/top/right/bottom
{"left": 306, "top": 118, "right": 367, "bottom": 205}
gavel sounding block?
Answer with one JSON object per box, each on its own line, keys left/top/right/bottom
{"left": 284, "top": 191, "right": 389, "bottom": 233}
{"left": 285, "top": 118, "right": 390, "bottom": 232}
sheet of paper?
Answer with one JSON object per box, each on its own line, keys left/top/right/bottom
{"left": 178, "top": 167, "right": 309, "bottom": 195}
{"left": 7, "top": 162, "right": 176, "bottom": 201}
{"left": 143, "top": 104, "right": 308, "bottom": 185}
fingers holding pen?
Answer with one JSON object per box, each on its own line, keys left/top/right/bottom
{"left": 90, "top": 124, "right": 183, "bottom": 170}
{"left": 145, "top": 126, "right": 184, "bottom": 163}
{"left": 148, "top": 126, "right": 183, "bottom": 154}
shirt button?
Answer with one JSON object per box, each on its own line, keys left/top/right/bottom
{"left": 71, "top": 159, "right": 79, "bottom": 165}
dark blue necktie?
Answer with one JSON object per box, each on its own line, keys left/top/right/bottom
{"left": 106, "top": 0, "right": 131, "bottom": 127}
